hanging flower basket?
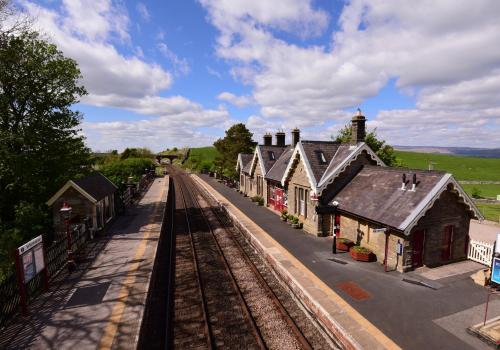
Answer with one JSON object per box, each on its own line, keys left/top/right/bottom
{"left": 350, "top": 246, "right": 375, "bottom": 262}
{"left": 336, "top": 238, "right": 355, "bottom": 251}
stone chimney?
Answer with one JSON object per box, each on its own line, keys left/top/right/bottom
{"left": 275, "top": 131, "right": 286, "bottom": 147}
{"left": 291, "top": 128, "right": 300, "bottom": 147}
{"left": 351, "top": 108, "right": 366, "bottom": 144}
{"left": 263, "top": 133, "right": 272, "bottom": 146}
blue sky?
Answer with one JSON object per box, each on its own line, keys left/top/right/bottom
{"left": 23, "top": 0, "right": 500, "bottom": 151}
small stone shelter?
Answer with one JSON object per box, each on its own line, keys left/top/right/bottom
{"left": 326, "top": 166, "right": 482, "bottom": 271}
{"left": 47, "top": 172, "right": 118, "bottom": 233}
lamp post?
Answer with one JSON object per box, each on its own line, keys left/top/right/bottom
{"left": 332, "top": 201, "right": 339, "bottom": 254}
{"left": 60, "top": 202, "right": 76, "bottom": 271}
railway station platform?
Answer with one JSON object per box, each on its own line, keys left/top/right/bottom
{"left": 195, "top": 174, "right": 494, "bottom": 350}
{"left": 0, "top": 176, "right": 169, "bottom": 350}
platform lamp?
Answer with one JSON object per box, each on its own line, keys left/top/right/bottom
{"left": 60, "top": 202, "right": 76, "bottom": 271}
{"left": 331, "top": 201, "right": 340, "bottom": 254}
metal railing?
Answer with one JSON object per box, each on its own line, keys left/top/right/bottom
{"left": 0, "top": 224, "right": 91, "bottom": 329}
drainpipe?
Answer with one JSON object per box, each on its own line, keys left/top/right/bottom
{"left": 384, "top": 231, "right": 389, "bottom": 272}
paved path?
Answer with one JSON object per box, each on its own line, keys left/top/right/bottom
{"left": 199, "top": 174, "right": 495, "bottom": 350}
{"left": 0, "top": 177, "right": 168, "bottom": 350}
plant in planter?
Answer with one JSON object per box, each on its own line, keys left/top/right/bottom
{"left": 349, "top": 245, "right": 375, "bottom": 262}
{"left": 291, "top": 216, "right": 301, "bottom": 229}
{"left": 280, "top": 210, "right": 288, "bottom": 221}
{"left": 251, "top": 195, "right": 264, "bottom": 206}
{"left": 336, "top": 238, "right": 355, "bottom": 251}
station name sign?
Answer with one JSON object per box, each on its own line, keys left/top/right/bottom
{"left": 17, "top": 235, "right": 45, "bottom": 284}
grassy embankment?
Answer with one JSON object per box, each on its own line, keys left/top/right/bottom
{"left": 395, "top": 150, "right": 500, "bottom": 222}
{"left": 181, "top": 146, "right": 219, "bottom": 172}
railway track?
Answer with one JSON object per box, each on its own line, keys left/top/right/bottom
{"left": 168, "top": 166, "right": 339, "bottom": 350}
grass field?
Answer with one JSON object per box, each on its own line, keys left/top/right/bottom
{"left": 461, "top": 184, "right": 500, "bottom": 199}
{"left": 182, "top": 146, "right": 219, "bottom": 172}
{"left": 476, "top": 202, "right": 500, "bottom": 223}
{"left": 395, "top": 150, "right": 500, "bottom": 181}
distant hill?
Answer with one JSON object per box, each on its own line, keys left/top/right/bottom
{"left": 394, "top": 145, "right": 500, "bottom": 158}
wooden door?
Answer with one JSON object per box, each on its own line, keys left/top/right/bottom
{"left": 412, "top": 230, "right": 425, "bottom": 268}
{"left": 275, "top": 188, "right": 283, "bottom": 212}
{"left": 441, "top": 225, "right": 454, "bottom": 261}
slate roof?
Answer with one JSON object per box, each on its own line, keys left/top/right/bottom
{"left": 300, "top": 141, "right": 342, "bottom": 183}
{"left": 238, "top": 153, "right": 253, "bottom": 172}
{"left": 265, "top": 146, "right": 293, "bottom": 182}
{"left": 331, "top": 166, "right": 448, "bottom": 230}
{"left": 256, "top": 145, "right": 288, "bottom": 174}
{"left": 242, "top": 158, "right": 253, "bottom": 174}
{"left": 73, "top": 172, "right": 117, "bottom": 201}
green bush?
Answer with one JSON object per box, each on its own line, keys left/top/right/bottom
{"left": 251, "top": 196, "right": 264, "bottom": 205}
{"left": 280, "top": 210, "right": 288, "bottom": 219}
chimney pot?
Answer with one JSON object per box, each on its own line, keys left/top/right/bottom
{"left": 351, "top": 108, "right": 366, "bottom": 144}
{"left": 410, "top": 173, "right": 417, "bottom": 191}
{"left": 291, "top": 128, "right": 300, "bottom": 147}
{"left": 275, "top": 131, "right": 286, "bottom": 147}
{"left": 263, "top": 133, "right": 272, "bottom": 146}
{"left": 401, "top": 173, "right": 407, "bottom": 190}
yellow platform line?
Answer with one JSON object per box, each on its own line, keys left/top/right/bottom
{"left": 194, "top": 175, "right": 400, "bottom": 350}
{"left": 98, "top": 180, "right": 166, "bottom": 350}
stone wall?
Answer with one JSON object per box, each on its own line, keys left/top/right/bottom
{"left": 338, "top": 214, "right": 408, "bottom": 272}
{"left": 51, "top": 187, "right": 96, "bottom": 233}
{"left": 288, "top": 158, "right": 321, "bottom": 235}
{"left": 410, "top": 188, "right": 473, "bottom": 268}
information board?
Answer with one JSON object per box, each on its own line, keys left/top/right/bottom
{"left": 18, "top": 235, "right": 45, "bottom": 284}
{"left": 491, "top": 258, "right": 500, "bottom": 284}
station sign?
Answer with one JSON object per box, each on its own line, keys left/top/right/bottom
{"left": 491, "top": 258, "right": 500, "bottom": 285}
{"left": 18, "top": 235, "right": 45, "bottom": 284}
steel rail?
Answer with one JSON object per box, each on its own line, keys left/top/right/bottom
{"left": 189, "top": 174, "right": 314, "bottom": 350}
{"left": 178, "top": 172, "right": 267, "bottom": 350}
{"left": 175, "top": 172, "right": 215, "bottom": 349}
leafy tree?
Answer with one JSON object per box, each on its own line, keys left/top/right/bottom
{"left": 213, "top": 123, "right": 256, "bottom": 178}
{"left": 0, "top": 31, "right": 92, "bottom": 273}
{"left": 333, "top": 124, "right": 399, "bottom": 166}
{"left": 100, "top": 158, "right": 154, "bottom": 187}
{"left": 120, "top": 147, "right": 154, "bottom": 160}
{"left": 471, "top": 187, "right": 482, "bottom": 199}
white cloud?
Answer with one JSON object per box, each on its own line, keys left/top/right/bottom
{"left": 217, "top": 92, "right": 253, "bottom": 107}
{"left": 157, "top": 42, "right": 190, "bottom": 75}
{"left": 136, "top": 2, "right": 150, "bottom": 22}
{"left": 20, "top": 0, "right": 230, "bottom": 151}
{"left": 200, "top": 0, "right": 500, "bottom": 147}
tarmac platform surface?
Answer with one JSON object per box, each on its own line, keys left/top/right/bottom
{"left": 0, "top": 176, "right": 169, "bottom": 350}
{"left": 197, "top": 174, "right": 496, "bottom": 350}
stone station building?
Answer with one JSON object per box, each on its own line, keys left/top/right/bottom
{"left": 238, "top": 110, "right": 483, "bottom": 272}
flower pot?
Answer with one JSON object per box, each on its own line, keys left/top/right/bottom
{"left": 349, "top": 249, "right": 375, "bottom": 262}
{"left": 280, "top": 217, "right": 287, "bottom": 222}
{"left": 292, "top": 223, "right": 300, "bottom": 229}
{"left": 336, "top": 240, "right": 355, "bottom": 252}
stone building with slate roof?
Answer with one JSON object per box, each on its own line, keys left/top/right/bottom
{"left": 47, "top": 172, "right": 118, "bottom": 233}
{"left": 238, "top": 109, "right": 483, "bottom": 272}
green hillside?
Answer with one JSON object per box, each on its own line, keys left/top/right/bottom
{"left": 182, "top": 146, "right": 219, "bottom": 172}
{"left": 395, "top": 151, "right": 500, "bottom": 181}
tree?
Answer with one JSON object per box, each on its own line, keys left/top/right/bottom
{"left": 120, "top": 147, "right": 154, "bottom": 160}
{"left": 333, "top": 124, "right": 399, "bottom": 166}
{"left": 0, "top": 31, "right": 92, "bottom": 272}
{"left": 213, "top": 123, "right": 256, "bottom": 178}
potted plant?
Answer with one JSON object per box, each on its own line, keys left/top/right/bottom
{"left": 291, "top": 216, "right": 300, "bottom": 229}
{"left": 336, "top": 238, "right": 355, "bottom": 251}
{"left": 287, "top": 214, "right": 295, "bottom": 225}
{"left": 256, "top": 196, "right": 264, "bottom": 206}
{"left": 349, "top": 246, "right": 375, "bottom": 262}
{"left": 280, "top": 210, "right": 288, "bottom": 222}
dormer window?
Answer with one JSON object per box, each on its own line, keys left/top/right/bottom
{"left": 315, "top": 150, "right": 327, "bottom": 164}
{"left": 268, "top": 151, "right": 275, "bottom": 160}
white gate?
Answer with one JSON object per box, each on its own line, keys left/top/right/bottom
{"left": 468, "top": 239, "right": 494, "bottom": 266}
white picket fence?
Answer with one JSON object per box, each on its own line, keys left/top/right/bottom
{"left": 468, "top": 239, "right": 494, "bottom": 266}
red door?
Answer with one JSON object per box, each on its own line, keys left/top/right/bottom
{"left": 412, "top": 230, "right": 425, "bottom": 268}
{"left": 275, "top": 188, "right": 284, "bottom": 212}
{"left": 441, "top": 225, "right": 454, "bottom": 261}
